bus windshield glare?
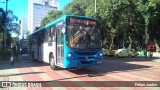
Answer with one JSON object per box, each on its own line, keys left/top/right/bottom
{"left": 67, "top": 24, "right": 102, "bottom": 49}
{"left": 21, "top": 41, "right": 28, "bottom": 47}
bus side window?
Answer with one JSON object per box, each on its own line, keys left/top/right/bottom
{"left": 40, "top": 30, "right": 45, "bottom": 44}
{"left": 43, "top": 28, "right": 49, "bottom": 42}
{"left": 49, "top": 26, "right": 56, "bottom": 42}
{"left": 36, "top": 33, "right": 39, "bottom": 44}
{"left": 57, "top": 26, "right": 64, "bottom": 44}
{"left": 39, "top": 32, "right": 43, "bottom": 44}
{"left": 41, "top": 30, "right": 45, "bottom": 43}
{"left": 32, "top": 35, "right": 35, "bottom": 44}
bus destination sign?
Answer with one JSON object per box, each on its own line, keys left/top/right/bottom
{"left": 69, "top": 18, "right": 97, "bottom": 25}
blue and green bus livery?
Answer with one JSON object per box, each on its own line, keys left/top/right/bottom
{"left": 29, "top": 15, "right": 103, "bottom": 70}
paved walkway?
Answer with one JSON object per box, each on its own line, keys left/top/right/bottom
{"left": 0, "top": 54, "right": 32, "bottom": 64}
{"left": 0, "top": 54, "right": 160, "bottom": 90}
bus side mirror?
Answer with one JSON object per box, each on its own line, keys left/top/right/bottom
{"left": 61, "top": 28, "right": 66, "bottom": 34}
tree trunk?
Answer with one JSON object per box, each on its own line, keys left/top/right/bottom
{"left": 144, "top": 15, "right": 150, "bottom": 56}
{"left": 155, "top": 42, "right": 160, "bottom": 52}
{"left": 109, "top": 36, "right": 114, "bottom": 50}
{"left": 128, "top": 35, "right": 132, "bottom": 50}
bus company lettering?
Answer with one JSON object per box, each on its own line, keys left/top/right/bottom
{"left": 70, "top": 18, "right": 97, "bottom": 25}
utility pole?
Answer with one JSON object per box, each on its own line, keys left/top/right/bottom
{"left": 4, "top": 0, "right": 8, "bottom": 51}
{"left": 0, "top": 2, "right": 5, "bottom": 51}
{"left": 94, "top": 0, "right": 96, "bottom": 18}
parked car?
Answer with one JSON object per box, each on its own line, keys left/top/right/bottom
{"left": 147, "top": 42, "right": 156, "bottom": 52}
{"left": 102, "top": 48, "right": 116, "bottom": 56}
{"left": 114, "top": 49, "right": 138, "bottom": 58}
{"left": 102, "top": 48, "right": 110, "bottom": 56}
{"left": 110, "top": 50, "right": 116, "bottom": 56}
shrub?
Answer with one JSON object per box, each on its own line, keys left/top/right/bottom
{"left": 0, "top": 48, "right": 12, "bottom": 57}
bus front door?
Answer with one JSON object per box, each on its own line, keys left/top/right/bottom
{"left": 56, "top": 27, "right": 64, "bottom": 66}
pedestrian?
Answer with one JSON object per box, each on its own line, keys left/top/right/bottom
{"left": 10, "top": 45, "right": 15, "bottom": 65}
{"left": 10, "top": 54, "right": 14, "bottom": 65}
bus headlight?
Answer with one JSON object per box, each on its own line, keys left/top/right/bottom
{"left": 100, "top": 53, "right": 103, "bottom": 56}
{"left": 68, "top": 53, "right": 72, "bottom": 57}
{"left": 67, "top": 52, "right": 75, "bottom": 59}
{"left": 98, "top": 53, "right": 103, "bottom": 59}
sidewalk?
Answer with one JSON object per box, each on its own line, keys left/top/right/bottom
{"left": 0, "top": 57, "right": 11, "bottom": 63}
{"left": 0, "top": 54, "right": 32, "bottom": 64}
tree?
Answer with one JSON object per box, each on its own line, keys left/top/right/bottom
{"left": 0, "top": 9, "right": 19, "bottom": 48}
{"left": 147, "top": 0, "right": 160, "bottom": 42}
{"left": 85, "top": 0, "right": 160, "bottom": 50}
{"left": 63, "top": 0, "right": 91, "bottom": 15}
{"left": 86, "top": 0, "right": 128, "bottom": 50}
{"left": 40, "top": 10, "right": 63, "bottom": 27}
{"left": 135, "top": 0, "right": 160, "bottom": 51}
{"left": 1, "top": 9, "right": 19, "bottom": 35}
{"left": 12, "top": 36, "right": 19, "bottom": 45}
{"left": 39, "top": 0, "right": 160, "bottom": 50}
{"left": 0, "top": 8, "right": 6, "bottom": 27}
{"left": 6, "top": 10, "right": 19, "bottom": 47}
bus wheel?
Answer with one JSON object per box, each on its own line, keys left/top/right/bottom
{"left": 49, "top": 54, "right": 57, "bottom": 70}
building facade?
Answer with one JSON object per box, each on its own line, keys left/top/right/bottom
{"left": 19, "top": 18, "right": 28, "bottom": 39}
{"left": 28, "top": 0, "right": 60, "bottom": 34}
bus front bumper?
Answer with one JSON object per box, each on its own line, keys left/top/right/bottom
{"left": 63, "top": 58, "right": 103, "bottom": 68}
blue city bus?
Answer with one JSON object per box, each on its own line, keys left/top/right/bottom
{"left": 29, "top": 15, "right": 103, "bottom": 70}
{"left": 16, "top": 39, "right": 29, "bottom": 55}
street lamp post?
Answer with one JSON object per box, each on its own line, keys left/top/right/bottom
{"left": 4, "top": 0, "right": 8, "bottom": 51}
{"left": 6, "top": 0, "right": 8, "bottom": 13}
{"left": 94, "top": 0, "right": 96, "bottom": 18}
{"left": 0, "top": 8, "right": 5, "bottom": 51}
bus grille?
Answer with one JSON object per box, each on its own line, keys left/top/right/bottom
{"left": 78, "top": 57, "right": 95, "bottom": 60}
{"left": 80, "top": 61, "right": 94, "bottom": 64}
{"left": 78, "top": 57, "right": 85, "bottom": 59}
{"left": 74, "top": 51, "right": 97, "bottom": 55}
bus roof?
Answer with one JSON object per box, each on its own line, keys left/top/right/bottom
{"left": 29, "top": 14, "right": 98, "bottom": 36}
{"left": 17, "top": 39, "right": 28, "bottom": 42}
{"left": 19, "top": 39, "right": 28, "bottom": 40}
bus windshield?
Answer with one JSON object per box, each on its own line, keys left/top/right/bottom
{"left": 21, "top": 41, "right": 28, "bottom": 47}
{"left": 19, "top": 40, "right": 29, "bottom": 47}
{"left": 67, "top": 25, "right": 102, "bottom": 49}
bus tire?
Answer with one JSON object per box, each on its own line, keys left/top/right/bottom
{"left": 49, "top": 54, "right": 57, "bottom": 70}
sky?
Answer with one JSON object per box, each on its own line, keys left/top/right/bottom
{"left": 0, "top": 0, "right": 72, "bottom": 21}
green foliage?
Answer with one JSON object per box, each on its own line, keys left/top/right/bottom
{"left": 5, "top": 10, "right": 19, "bottom": 34}
{"left": 63, "top": 0, "right": 91, "bottom": 15}
{"left": 40, "top": 10, "right": 63, "bottom": 27}
{"left": 0, "top": 8, "right": 6, "bottom": 26}
{"left": 0, "top": 9, "right": 19, "bottom": 50}
{"left": 0, "top": 48, "right": 12, "bottom": 58}
{"left": 40, "top": 0, "right": 160, "bottom": 50}
{"left": 0, "top": 10, "right": 19, "bottom": 34}
{"left": 12, "top": 36, "right": 19, "bottom": 45}
{"left": 40, "top": 0, "right": 92, "bottom": 27}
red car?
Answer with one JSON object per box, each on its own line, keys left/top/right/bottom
{"left": 147, "top": 43, "right": 156, "bottom": 52}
